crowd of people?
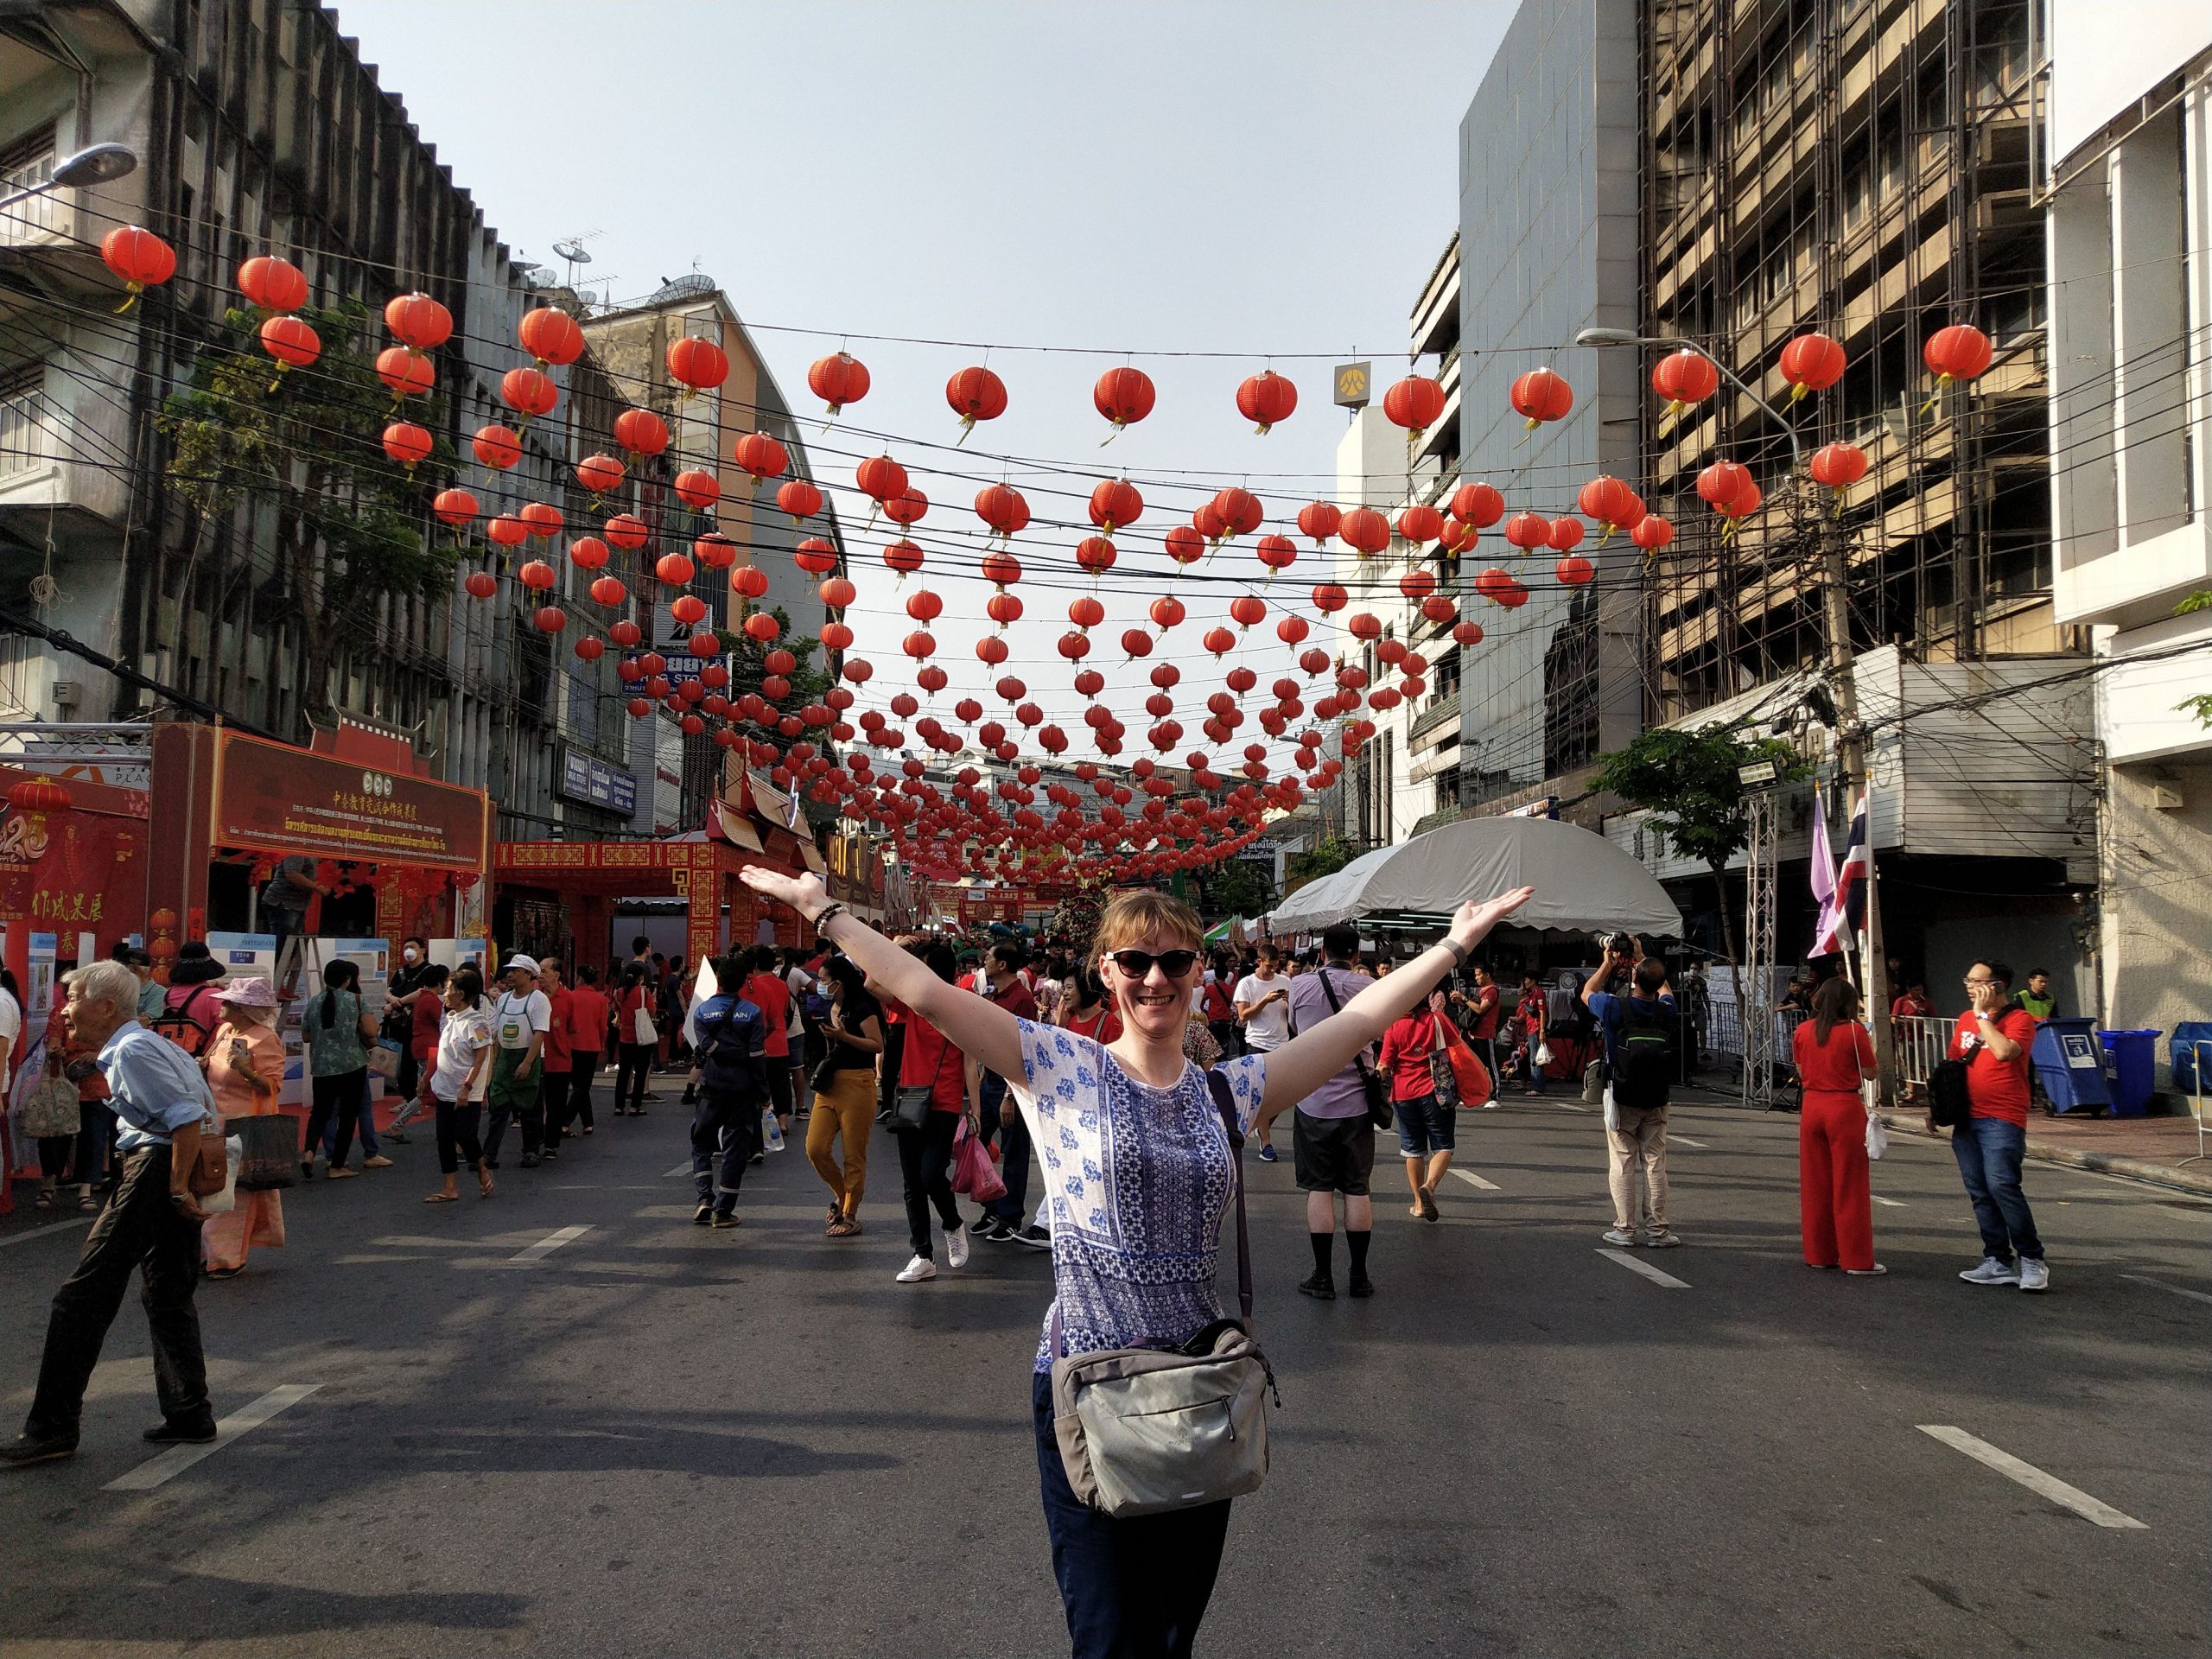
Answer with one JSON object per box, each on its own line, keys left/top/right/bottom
{"left": 0, "top": 892, "right": 2067, "bottom": 1659}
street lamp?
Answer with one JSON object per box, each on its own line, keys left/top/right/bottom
{"left": 1573, "top": 326, "right": 1802, "bottom": 467}
{"left": 0, "top": 143, "right": 137, "bottom": 216}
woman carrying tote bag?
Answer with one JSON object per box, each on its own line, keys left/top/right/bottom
{"left": 613, "top": 964, "right": 658, "bottom": 1116}
{"left": 200, "top": 977, "right": 289, "bottom": 1278}
{"left": 739, "top": 864, "right": 1531, "bottom": 1659}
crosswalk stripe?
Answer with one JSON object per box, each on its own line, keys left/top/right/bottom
{"left": 1448, "top": 1169, "right": 1499, "bottom": 1191}
{"left": 105, "top": 1384, "right": 321, "bottom": 1491}
{"left": 506, "top": 1224, "right": 593, "bottom": 1264}
{"left": 1916, "top": 1426, "right": 2147, "bottom": 1529}
{"left": 1595, "top": 1247, "right": 1689, "bottom": 1288}
{"left": 1872, "top": 1195, "right": 1906, "bottom": 1208}
{"left": 2120, "top": 1272, "right": 2212, "bottom": 1307}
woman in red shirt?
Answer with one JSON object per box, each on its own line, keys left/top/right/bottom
{"left": 880, "top": 938, "right": 979, "bottom": 1283}
{"left": 1790, "top": 977, "right": 1882, "bottom": 1274}
{"left": 1055, "top": 968, "right": 1122, "bottom": 1045}
{"left": 1378, "top": 985, "right": 1459, "bottom": 1221}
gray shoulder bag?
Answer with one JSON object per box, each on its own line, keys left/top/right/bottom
{"left": 1048, "top": 1069, "right": 1278, "bottom": 1518}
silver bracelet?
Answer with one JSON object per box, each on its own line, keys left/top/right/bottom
{"left": 812, "top": 902, "right": 848, "bottom": 937}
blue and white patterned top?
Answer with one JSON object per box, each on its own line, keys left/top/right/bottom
{"left": 1007, "top": 1017, "right": 1267, "bottom": 1374}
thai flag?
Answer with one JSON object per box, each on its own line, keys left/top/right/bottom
{"left": 1813, "top": 788, "right": 1869, "bottom": 957}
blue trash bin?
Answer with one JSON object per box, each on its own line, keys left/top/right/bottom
{"left": 2098, "top": 1029, "right": 2158, "bottom": 1117}
{"left": 2169, "top": 1022, "right": 2212, "bottom": 1096}
{"left": 2031, "top": 1018, "right": 2108, "bottom": 1114}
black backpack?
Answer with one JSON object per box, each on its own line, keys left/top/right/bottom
{"left": 1928, "top": 1058, "right": 1973, "bottom": 1128}
{"left": 1611, "top": 996, "right": 1678, "bottom": 1111}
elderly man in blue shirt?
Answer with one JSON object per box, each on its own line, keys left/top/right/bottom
{"left": 3, "top": 958, "right": 220, "bottom": 1467}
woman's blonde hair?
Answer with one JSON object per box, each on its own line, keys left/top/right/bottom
{"left": 1093, "top": 890, "right": 1205, "bottom": 958}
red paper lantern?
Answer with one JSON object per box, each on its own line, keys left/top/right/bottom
{"left": 380, "top": 421, "right": 433, "bottom": 473}
{"left": 777, "top": 479, "right": 823, "bottom": 522}
{"left": 1276, "top": 615, "right": 1310, "bottom": 645}
{"left": 1696, "top": 461, "right": 1753, "bottom": 511}
{"left": 945, "top": 365, "right": 1008, "bottom": 437}
{"left": 1094, "top": 366, "right": 1156, "bottom": 435}
{"left": 1555, "top": 555, "right": 1595, "bottom": 586}
{"left": 611, "top": 619, "right": 644, "bottom": 647}
{"left": 605, "top": 514, "right": 649, "bottom": 551}
{"left": 1396, "top": 505, "right": 1444, "bottom": 545}
{"left": 1631, "top": 515, "right": 1675, "bottom": 552}
{"left": 656, "top": 552, "right": 697, "bottom": 586}
{"left": 1236, "top": 371, "right": 1298, "bottom": 435}
{"left": 519, "top": 305, "right": 585, "bottom": 366}
{"left": 1503, "top": 512, "right": 1550, "bottom": 550}
{"left": 1808, "top": 442, "right": 1869, "bottom": 495}
{"left": 588, "top": 575, "right": 627, "bottom": 606}
{"left": 518, "top": 501, "right": 563, "bottom": 540}
{"left": 1163, "top": 524, "right": 1205, "bottom": 567}
{"left": 1510, "top": 368, "right": 1574, "bottom": 429}
{"left": 575, "top": 453, "right": 626, "bottom": 499}
{"left": 1338, "top": 507, "right": 1390, "bottom": 556}
{"left": 532, "top": 605, "right": 566, "bottom": 633}
{"left": 569, "top": 536, "right": 610, "bottom": 571}
{"left": 1213, "top": 487, "right": 1263, "bottom": 539}
{"left": 1229, "top": 595, "right": 1267, "bottom": 630}
{"left": 613, "top": 408, "right": 671, "bottom": 459}
{"left": 855, "top": 454, "right": 909, "bottom": 504}
{"left": 1923, "top": 323, "right": 1993, "bottom": 389}
{"left": 375, "top": 346, "right": 435, "bottom": 402}
{"left": 795, "top": 537, "right": 839, "bottom": 575}
{"left": 1089, "top": 478, "right": 1144, "bottom": 534}
{"left": 1651, "top": 347, "right": 1719, "bottom": 427}
{"left": 1296, "top": 501, "right": 1342, "bottom": 545}
{"left": 499, "top": 365, "right": 558, "bottom": 419}
{"left": 975, "top": 484, "right": 1030, "bottom": 537}
{"left": 884, "top": 540, "right": 925, "bottom": 576}
{"left": 1778, "top": 332, "right": 1847, "bottom": 401}
{"left": 1547, "top": 516, "right": 1586, "bottom": 552}
{"left": 1382, "top": 374, "right": 1446, "bottom": 435}
{"left": 575, "top": 636, "right": 606, "bottom": 662}
{"left": 1311, "top": 582, "right": 1348, "bottom": 613}
{"left": 463, "top": 571, "right": 498, "bottom": 600}
{"left": 432, "top": 488, "right": 478, "bottom": 528}
{"left": 473, "top": 423, "right": 523, "bottom": 470}
{"left": 238, "top": 255, "right": 308, "bottom": 313}
{"left": 980, "top": 549, "right": 1022, "bottom": 590}
{"left": 385, "top": 291, "right": 453, "bottom": 352}
{"left": 733, "top": 431, "right": 789, "bottom": 486}
{"left": 1452, "top": 620, "right": 1484, "bottom": 646}
{"left": 1576, "top": 475, "right": 1644, "bottom": 536}
{"left": 1255, "top": 533, "right": 1297, "bottom": 577}
{"left": 1077, "top": 536, "right": 1117, "bottom": 577}
{"left": 1347, "top": 612, "right": 1383, "bottom": 642}
{"left": 674, "top": 468, "right": 721, "bottom": 512}
{"left": 258, "top": 315, "right": 321, "bottom": 378}
{"left": 821, "top": 577, "right": 857, "bottom": 608}
{"left": 1150, "top": 596, "right": 1186, "bottom": 630}
{"left": 1399, "top": 569, "right": 1439, "bottom": 601}
{"left": 100, "top": 226, "right": 176, "bottom": 308}
{"left": 668, "top": 335, "right": 730, "bottom": 396}
{"left": 808, "top": 351, "right": 870, "bottom": 416}
{"left": 1451, "top": 481, "right": 1504, "bottom": 528}
{"left": 744, "top": 612, "right": 781, "bottom": 644}
{"left": 486, "top": 515, "right": 527, "bottom": 548}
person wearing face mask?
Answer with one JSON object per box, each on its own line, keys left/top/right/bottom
{"left": 731, "top": 866, "right": 1531, "bottom": 1657}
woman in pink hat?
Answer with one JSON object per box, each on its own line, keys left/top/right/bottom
{"left": 201, "top": 977, "right": 289, "bottom": 1278}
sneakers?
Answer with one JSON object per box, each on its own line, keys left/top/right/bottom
{"left": 518, "top": 1154, "right": 539, "bottom": 1170}
{"left": 1256, "top": 1145, "right": 1278, "bottom": 1163}
{"left": 1844, "top": 1263, "right": 1890, "bottom": 1276}
{"left": 142, "top": 1418, "right": 218, "bottom": 1445}
{"left": 895, "top": 1254, "right": 938, "bottom": 1284}
{"left": 693, "top": 1201, "right": 714, "bottom": 1227}
{"left": 0, "top": 1433, "right": 77, "bottom": 1468}
{"left": 1960, "top": 1256, "right": 2021, "bottom": 1286}
{"left": 1297, "top": 1272, "right": 1336, "bottom": 1300}
{"left": 1347, "top": 1275, "right": 1376, "bottom": 1299}
{"left": 2018, "top": 1257, "right": 2050, "bottom": 1293}
{"left": 710, "top": 1213, "right": 741, "bottom": 1230}
{"left": 944, "top": 1224, "right": 970, "bottom": 1269}
{"left": 1644, "top": 1230, "right": 1684, "bottom": 1249}
{"left": 971, "top": 1217, "right": 1014, "bottom": 1243}
{"left": 1010, "top": 1224, "right": 1052, "bottom": 1250}
{"left": 325, "top": 1166, "right": 358, "bottom": 1181}
{"left": 1601, "top": 1228, "right": 1639, "bottom": 1246}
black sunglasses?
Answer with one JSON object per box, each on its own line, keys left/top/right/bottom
{"left": 1103, "top": 948, "right": 1200, "bottom": 979}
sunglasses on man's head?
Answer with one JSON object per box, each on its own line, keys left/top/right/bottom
{"left": 1103, "top": 948, "right": 1200, "bottom": 979}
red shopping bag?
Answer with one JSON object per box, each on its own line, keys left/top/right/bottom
{"left": 951, "top": 1117, "right": 1007, "bottom": 1202}
{"left": 1441, "top": 1023, "right": 1492, "bottom": 1109}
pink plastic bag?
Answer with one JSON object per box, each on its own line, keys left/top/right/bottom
{"left": 951, "top": 1117, "right": 1007, "bottom": 1203}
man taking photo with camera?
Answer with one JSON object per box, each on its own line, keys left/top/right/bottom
{"left": 1581, "top": 934, "right": 1683, "bottom": 1249}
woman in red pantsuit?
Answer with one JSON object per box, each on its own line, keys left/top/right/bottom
{"left": 1790, "top": 977, "right": 1884, "bottom": 1275}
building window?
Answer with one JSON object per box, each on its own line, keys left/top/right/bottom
{"left": 0, "top": 372, "right": 45, "bottom": 477}
{"left": 0, "top": 124, "right": 59, "bottom": 245}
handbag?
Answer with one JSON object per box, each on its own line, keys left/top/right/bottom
{"left": 1534, "top": 1039, "right": 1554, "bottom": 1069}
{"left": 891, "top": 1033, "right": 955, "bottom": 1135}
{"left": 1865, "top": 1108, "right": 1889, "bottom": 1160}
{"left": 1440, "top": 1020, "right": 1491, "bottom": 1108}
{"left": 19, "top": 1073, "right": 80, "bottom": 1140}
{"left": 365, "top": 1037, "right": 402, "bottom": 1079}
{"left": 1049, "top": 1070, "right": 1274, "bottom": 1518}
{"left": 234, "top": 1113, "right": 301, "bottom": 1191}
{"left": 951, "top": 1116, "right": 1007, "bottom": 1201}
{"left": 1312, "top": 968, "right": 1393, "bottom": 1129}
{"left": 186, "top": 1118, "right": 230, "bottom": 1197}
{"left": 197, "top": 1135, "right": 242, "bottom": 1215}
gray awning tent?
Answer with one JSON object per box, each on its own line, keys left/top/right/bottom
{"left": 1265, "top": 816, "right": 1681, "bottom": 938}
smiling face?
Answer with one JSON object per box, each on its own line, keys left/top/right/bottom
{"left": 1098, "top": 929, "right": 1204, "bottom": 1045}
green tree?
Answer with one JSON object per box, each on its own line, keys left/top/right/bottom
{"left": 2178, "top": 591, "right": 2212, "bottom": 726}
{"left": 1286, "top": 833, "right": 1357, "bottom": 889}
{"left": 1590, "top": 724, "right": 1809, "bottom": 971}
{"left": 1197, "top": 855, "right": 1274, "bottom": 923}
{"left": 160, "top": 297, "right": 461, "bottom": 734}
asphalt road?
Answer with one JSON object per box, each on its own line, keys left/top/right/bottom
{"left": 1, "top": 1077, "right": 2205, "bottom": 1658}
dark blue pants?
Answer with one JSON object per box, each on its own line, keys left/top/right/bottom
{"left": 691, "top": 1088, "right": 758, "bottom": 1214}
{"left": 1952, "top": 1116, "right": 2043, "bottom": 1262}
{"left": 980, "top": 1072, "right": 1033, "bottom": 1225}
{"left": 1033, "top": 1371, "right": 1230, "bottom": 1658}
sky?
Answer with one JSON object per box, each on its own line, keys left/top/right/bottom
{"left": 340, "top": 0, "right": 1516, "bottom": 766}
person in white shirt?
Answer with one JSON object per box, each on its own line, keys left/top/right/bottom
{"left": 781, "top": 949, "right": 816, "bottom": 1116}
{"left": 423, "top": 967, "right": 497, "bottom": 1201}
{"left": 0, "top": 964, "right": 21, "bottom": 1110}
{"left": 484, "top": 955, "right": 550, "bottom": 1170}
{"left": 1234, "top": 946, "right": 1297, "bottom": 1160}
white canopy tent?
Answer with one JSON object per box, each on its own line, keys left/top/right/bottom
{"left": 1266, "top": 816, "right": 1681, "bottom": 938}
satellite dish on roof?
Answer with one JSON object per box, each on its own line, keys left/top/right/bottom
{"left": 649, "top": 273, "right": 717, "bottom": 304}
{"left": 552, "top": 238, "right": 594, "bottom": 265}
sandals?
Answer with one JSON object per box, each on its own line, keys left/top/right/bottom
{"left": 77, "top": 1192, "right": 100, "bottom": 1212}
{"left": 1417, "top": 1187, "right": 1440, "bottom": 1222}
{"left": 33, "top": 1189, "right": 54, "bottom": 1211}
{"left": 423, "top": 1191, "right": 459, "bottom": 1204}
{"left": 476, "top": 1171, "right": 496, "bottom": 1198}
{"left": 827, "top": 1217, "right": 861, "bottom": 1238}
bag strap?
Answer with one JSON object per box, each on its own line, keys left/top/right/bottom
{"left": 1314, "top": 967, "right": 1379, "bottom": 1084}
{"left": 1204, "top": 1069, "right": 1255, "bottom": 1326}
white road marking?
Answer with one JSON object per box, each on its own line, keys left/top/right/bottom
{"left": 506, "top": 1224, "right": 593, "bottom": 1263}
{"left": 1916, "top": 1426, "right": 2147, "bottom": 1529}
{"left": 1669, "top": 1135, "right": 1710, "bottom": 1148}
{"left": 1449, "top": 1169, "right": 1499, "bottom": 1192}
{"left": 1556, "top": 1101, "right": 1592, "bottom": 1113}
{"left": 663, "top": 1161, "right": 694, "bottom": 1179}
{"left": 0, "top": 1216, "right": 94, "bottom": 1249}
{"left": 1872, "top": 1195, "right": 1907, "bottom": 1208}
{"left": 1595, "top": 1248, "right": 1689, "bottom": 1288}
{"left": 2120, "top": 1272, "right": 2212, "bottom": 1307}
{"left": 105, "top": 1383, "right": 321, "bottom": 1492}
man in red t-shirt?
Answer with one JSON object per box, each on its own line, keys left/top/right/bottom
{"left": 563, "top": 965, "right": 609, "bottom": 1137}
{"left": 742, "top": 945, "right": 793, "bottom": 1149}
{"left": 1945, "top": 960, "right": 2047, "bottom": 1292}
{"left": 537, "top": 962, "right": 575, "bottom": 1157}
{"left": 1454, "top": 965, "right": 1503, "bottom": 1093}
